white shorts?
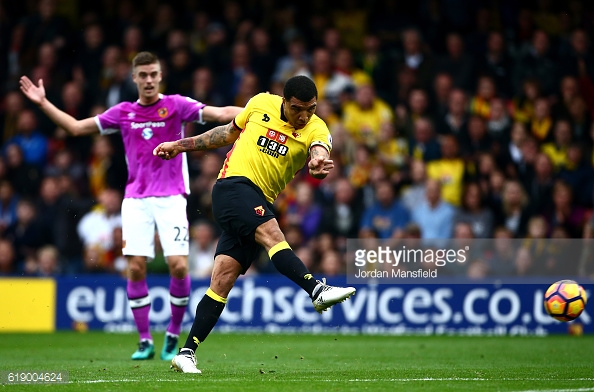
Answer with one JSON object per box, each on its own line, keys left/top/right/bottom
{"left": 121, "top": 195, "right": 189, "bottom": 258}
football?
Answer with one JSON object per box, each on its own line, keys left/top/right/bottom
{"left": 543, "top": 280, "right": 587, "bottom": 322}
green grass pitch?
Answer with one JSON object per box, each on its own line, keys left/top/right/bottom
{"left": 0, "top": 332, "right": 593, "bottom": 391}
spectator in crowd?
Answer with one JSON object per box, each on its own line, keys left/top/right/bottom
{"left": 272, "top": 35, "right": 309, "bottom": 84}
{"left": 191, "top": 67, "right": 227, "bottom": 108}
{"left": 318, "top": 249, "right": 343, "bottom": 276}
{"left": 5, "top": 109, "right": 48, "bottom": 167}
{"left": 486, "top": 227, "right": 518, "bottom": 276}
{"left": 401, "top": 159, "right": 427, "bottom": 213}
{"left": 453, "top": 182, "right": 494, "bottom": 238}
{"left": 526, "top": 152, "right": 556, "bottom": 215}
{"left": 357, "top": 33, "right": 393, "bottom": 103}
{"left": 377, "top": 121, "right": 408, "bottom": 174}
{"left": 435, "top": 88, "right": 468, "bottom": 137}
{"left": 307, "top": 47, "right": 353, "bottom": 108}
{"left": 499, "top": 122, "right": 528, "bottom": 176}
{"left": 76, "top": 23, "right": 106, "bottom": 98}
{"left": 435, "top": 32, "right": 476, "bottom": 92}
{"left": 1, "top": 91, "right": 25, "bottom": 143}
{"left": 427, "top": 135, "right": 470, "bottom": 207}
{"left": 567, "top": 96, "right": 591, "bottom": 141}
{"left": 319, "top": 177, "right": 363, "bottom": 242}
{"left": 3, "top": 198, "right": 42, "bottom": 265}
{"left": 86, "top": 135, "right": 126, "bottom": 198}
{"left": 553, "top": 75, "right": 581, "bottom": 120}
{"left": 284, "top": 181, "right": 323, "bottom": 243}
{"left": 515, "top": 135, "right": 539, "bottom": 190}
{"left": 397, "top": 88, "right": 433, "bottom": 138}
{"left": 545, "top": 180, "right": 586, "bottom": 238}
{"left": 409, "top": 118, "right": 441, "bottom": 163}
{"left": 188, "top": 220, "right": 218, "bottom": 279}
{"left": 77, "top": 188, "right": 122, "bottom": 272}
{"left": 487, "top": 98, "right": 512, "bottom": 148}
{"left": 494, "top": 180, "right": 532, "bottom": 238}
{"left": 36, "top": 244, "right": 61, "bottom": 276}
{"left": 0, "top": 180, "right": 19, "bottom": 236}
{"left": 234, "top": 72, "right": 260, "bottom": 108}
{"left": 530, "top": 97, "right": 554, "bottom": 142}
{"left": 410, "top": 178, "right": 456, "bottom": 244}
{"left": 395, "top": 28, "right": 434, "bottom": 91}
{"left": 44, "top": 148, "right": 87, "bottom": 196}
{"left": 541, "top": 119, "right": 573, "bottom": 171}
{"left": 561, "top": 29, "right": 594, "bottom": 79}
{"left": 431, "top": 72, "right": 454, "bottom": 120}
{"left": 342, "top": 83, "right": 393, "bottom": 148}
{"left": 509, "top": 77, "right": 540, "bottom": 124}
{"left": 479, "top": 31, "right": 514, "bottom": 98}
{"left": 4, "top": 143, "right": 42, "bottom": 198}
{"left": 249, "top": 27, "right": 276, "bottom": 92}
{"left": 0, "top": 239, "right": 16, "bottom": 275}
{"left": 359, "top": 180, "right": 409, "bottom": 239}
{"left": 469, "top": 75, "right": 498, "bottom": 120}
{"left": 558, "top": 143, "right": 594, "bottom": 208}
{"left": 514, "top": 30, "right": 559, "bottom": 96}
{"left": 100, "top": 57, "right": 137, "bottom": 108}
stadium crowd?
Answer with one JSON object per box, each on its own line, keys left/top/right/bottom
{"left": 1, "top": 0, "right": 594, "bottom": 278}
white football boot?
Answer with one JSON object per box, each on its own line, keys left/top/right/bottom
{"left": 171, "top": 349, "right": 202, "bottom": 374}
{"left": 312, "top": 278, "right": 356, "bottom": 314}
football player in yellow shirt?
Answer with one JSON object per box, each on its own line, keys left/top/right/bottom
{"left": 154, "top": 76, "right": 356, "bottom": 373}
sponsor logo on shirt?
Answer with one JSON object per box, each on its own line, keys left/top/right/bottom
{"left": 131, "top": 121, "right": 166, "bottom": 129}
{"left": 257, "top": 130, "right": 290, "bottom": 158}
{"left": 142, "top": 128, "right": 153, "bottom": 140}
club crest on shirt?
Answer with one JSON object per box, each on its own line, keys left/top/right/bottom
{"left": 158, "top": 107, "right": 168, "bottom": 118}
{"left": 254, "top": 205, "right": 265, "bottom": 216}
{"left": 292, "top": 131, "right": 301, "bottom": 138}
{"left": 142, "top": 128, "right": 153, "bottom": 140}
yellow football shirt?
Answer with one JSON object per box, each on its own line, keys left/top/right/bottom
{"left": 219, "top": 93, "right": 332, "bottom": 203}
{"left": 426, "top": 158, "right": 466, "bottom": 206}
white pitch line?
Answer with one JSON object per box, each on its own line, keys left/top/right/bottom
{"left": 73, "top": 378, "right": 594, "bottom": 384}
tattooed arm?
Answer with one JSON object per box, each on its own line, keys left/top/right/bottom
{"left": 308, "top": 145, "right": 334, "bottom": 179}
{"left": 153, "top": 121, "right": 240, "bottom": 160}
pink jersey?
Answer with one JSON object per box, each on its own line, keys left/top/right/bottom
{"left": 95, "top": 94, "right": 206, "bottom": 198}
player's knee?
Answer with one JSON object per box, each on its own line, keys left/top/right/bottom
{"left": 210, "top": 257, "right": 241, "bottom": 296}
{"left": 167, "top": 256, "right": 188, "bottom": 278}
{"left": 255, "top": 219, "right": 286, "bottom": 248}
{"left": 127, "top": 256, "right": 147, "bottom": 280}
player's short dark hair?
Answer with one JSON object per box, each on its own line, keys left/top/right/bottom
{"left": 283, "top": 75, "right": 318, "bottom": 102}
{"left": 132, "top": 51, "right": 159, "bottom": 68}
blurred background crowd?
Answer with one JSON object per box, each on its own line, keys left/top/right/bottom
{"left": 1, "top": 0, "right": 594, "bottom": 279}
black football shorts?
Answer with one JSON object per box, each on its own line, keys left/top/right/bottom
{"left": 212, "top": 176, "right": 275, "bottom": 273}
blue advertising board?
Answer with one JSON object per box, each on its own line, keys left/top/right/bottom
{"left": 55, "top": 275, "right": 592, "bottom": 335}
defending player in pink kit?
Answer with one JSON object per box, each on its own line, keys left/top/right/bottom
{"left": 20, "top": 51, "right": 242, "bottom": 361}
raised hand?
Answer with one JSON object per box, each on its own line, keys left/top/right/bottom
{"left": 308, "top": 156, "right": 334, "bottom": 178}
{"left": 19, "top": 76, "right": 46, "bottom": 105}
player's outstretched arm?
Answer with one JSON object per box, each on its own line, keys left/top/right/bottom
{"left": 153, "top": 121, "right": 240, "bottom": 160}
{"left": 202, "top": 105, "right": 244, "bottom": 123}
{"left": 308, "top": 145, "right": 334, "bottom": 179}
{"left": 19, "top": 76, "right": 99, "bottom": 137}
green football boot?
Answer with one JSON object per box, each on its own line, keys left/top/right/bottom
{"left": 131, "top": 340, "right": 155, "bottom": 360}
{"left": 161, "top": 334, "right": 179, "bottom": 361}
